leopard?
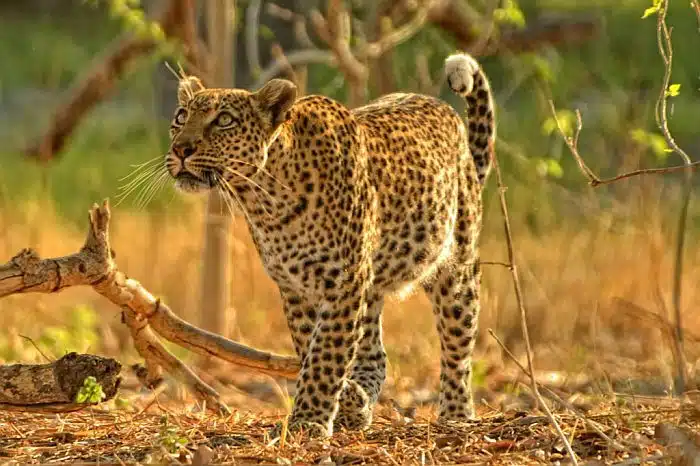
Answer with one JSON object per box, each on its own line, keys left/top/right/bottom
{"left": 164, "top": 52, "right": 496, "bottom": 438}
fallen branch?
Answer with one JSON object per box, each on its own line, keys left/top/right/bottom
{"left": 0, "top": 200, "right": 301, "bottom": 413}
{"left": 0, "top": 352, "right": 121, "bottom": 412}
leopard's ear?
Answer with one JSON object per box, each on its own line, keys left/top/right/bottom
{"left": 254, "top": 79, "right": 297, "bottom": 128}
{"left": 177, "top": 76, "right": 205, "bottom": 106}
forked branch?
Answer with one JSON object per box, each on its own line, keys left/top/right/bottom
{"left": 0, "top": 200, "right": 301, "bottom": 413}
{"left": 548, "top": 103, "right": 700, "bottom": 188}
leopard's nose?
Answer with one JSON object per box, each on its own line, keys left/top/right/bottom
{"left": 172, "top": 141, "right": 196, "bottom": 160}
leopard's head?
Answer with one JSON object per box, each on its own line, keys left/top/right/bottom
{"left": 166, "top": 75, "right": 297, "bottom": 194}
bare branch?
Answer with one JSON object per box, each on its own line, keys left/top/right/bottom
{"left": 245, "top": 0, "right": 263, "bottom": 78}
{"left": 23, "top": 0, "right": 208, "bottom": 162}
{"left": 363, "top": 5, "right": 430, "bottom": 59}
{"left": 310, "top": 1, "right": 367, "bottom": 106}
{"left": 416, "top": 0, "right": 599, "bottom": 56}
{"left": 548, "top": 103, "right": 700, "bottom": 187}
{"left": 254, "top": 49, "right": 335, "bottom": 89}
{"left": 23, "top": 38, "right": 156, "bottom": 163}
{"left": 266, "top": 3, "right": 317, "bottom": 48}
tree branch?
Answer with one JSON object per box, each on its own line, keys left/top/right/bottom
{"left": 23, "top": 0, "right": 207, "bottom": 162}
{"left": 404, "top": 0, "right": 600, "bottom": 57}
{"left": 490, "top": 148, "right": 579, "bottom": 463}
{"left": 253, "top": 49, "right": 335, "bottom": 90}
{"left": 548, "top": 104, "right": 700, "bottom": 187}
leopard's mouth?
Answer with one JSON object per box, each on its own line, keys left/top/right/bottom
{"left": 174, "top": 171, "right": 216, "bottom": 193}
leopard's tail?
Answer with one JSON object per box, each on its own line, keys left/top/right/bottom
{"left": 444, "top": 53, "right": 496, "bottom": 185}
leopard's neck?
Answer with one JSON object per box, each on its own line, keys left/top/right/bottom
{"left": 229, "top": 125, "right": 310, "bottom": 231}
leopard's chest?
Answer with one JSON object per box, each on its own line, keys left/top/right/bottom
{"left": 250, "top": 229, "right": 343, "bottom": 296}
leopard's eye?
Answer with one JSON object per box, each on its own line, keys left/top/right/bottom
{"left": 175, "top": 108, "right": 188, "bottom": 125}
{"left": 214, "top": 111, "right": 234, "bottom": 127}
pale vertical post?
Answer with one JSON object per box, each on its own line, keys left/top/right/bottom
{"left": 199, "top": 0, "right": 236, "bottom": 357}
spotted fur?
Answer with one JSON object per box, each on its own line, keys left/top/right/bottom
{"left": 165, "top": 52, "right": 496, "bottom": 437}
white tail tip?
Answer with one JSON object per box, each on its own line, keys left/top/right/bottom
{"left": 444, "top": 53, "right": 480, "bottom": 96}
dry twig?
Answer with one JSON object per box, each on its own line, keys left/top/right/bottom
{"left": 490, "top": 149, "right": 578, "bottom": 463}
{"left": 488, "top": 329, "right": 627, "bottom": 452}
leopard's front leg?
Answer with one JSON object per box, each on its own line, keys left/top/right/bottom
{"left": 282, "top": 262, "right": 373, "bottom": 438}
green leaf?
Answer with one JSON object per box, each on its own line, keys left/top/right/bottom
{"left": 494, "top": 0, "right": 526, "bottom": 29}
{"left": 75, "top": 376, "right": 106, "bottom": 404}
{"left": 630, "top": 128, "right": 672, "bottom": 161}
{"left": 259, "top": 25, "right": 275, "bottom": 41}
{"left": 642, "top": 0, "right": 662, "bottom": 18}
{"left": 536, "top": 158, "right": 564, "bottom": 179}
{"left": 527, "top": 55, "right": 554, "bottom": 83}
{"left": 642, "top": 5, "right": 660, "bottom": 18}
{"left": 545, "top": 159, "right": 564, "bottom": 178}
{"left": 542, "top": 109, "right": 576, "bottom": 137}
{"left": 666, "top": 83, "right": 681, "bottom": 97}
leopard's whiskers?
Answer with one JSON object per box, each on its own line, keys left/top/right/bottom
{"left": 116, "top": 161, "right": 169, "bottom": 207}
{"left": 195, "top": 155, "right": 291, "bottom": 192}
{"left": 135, "top": 170, "right": 170, "bottom": 210}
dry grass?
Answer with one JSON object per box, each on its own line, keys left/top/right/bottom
{"left": 2, "top": 184, "right": 700, "bottom": 463}
{"left": 0, "top": 390, "right": 695, "bottom": 464}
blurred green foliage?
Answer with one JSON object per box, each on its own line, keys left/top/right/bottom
{"left": 37, "top": 304, "right": 100, "bottom": 355}
{"left": 0, "top": 304, "right": 99, "bottom": 362}
{"left": 0, "top": 0, "right": 698, "bottom": 227}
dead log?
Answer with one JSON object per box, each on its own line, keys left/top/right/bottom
{"left": 0, "top": 352, "right": 121, "bottom": 412}
{"left": 0, "top": 200, "right": 301, "bottom": 413}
